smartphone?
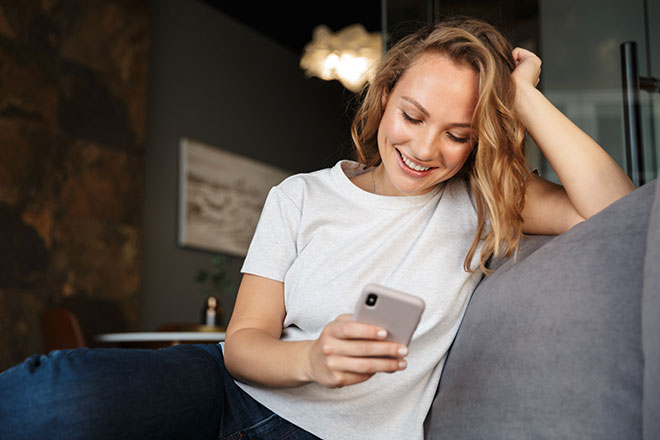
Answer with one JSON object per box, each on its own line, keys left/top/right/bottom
{"left": 353, "top": 283, "right": 425, "bottom": 345}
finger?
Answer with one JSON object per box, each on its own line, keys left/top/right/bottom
{"left": 326, "top": 371, "right": 374, "bottom": 388}
{"left": 329, "top": 320, "right": 388, "bottom": 340}
{"left": 512, "top": 47, "right": 524, "bottom": 63}
{"left": 328, "top": 355, "right": 407, "bottom": 375}
{"left": 323, "top": 339, "right": 408, "bottom": 358}
{"left": 335, "top": 314, "right": 353, "bottom": 322}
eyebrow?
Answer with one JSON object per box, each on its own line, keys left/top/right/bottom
{"left": 402, "top": 96, "right": 430, "bottom": 117}
{"left": 401, "top": 96, "right": 473, "bottom": 128}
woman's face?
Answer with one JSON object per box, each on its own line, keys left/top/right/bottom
{"left": 375, "top": 51, "right": 479, "bottom": 196}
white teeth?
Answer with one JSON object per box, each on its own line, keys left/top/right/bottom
{"left": 399, "top": 151, "right": 431, "bottom": 171}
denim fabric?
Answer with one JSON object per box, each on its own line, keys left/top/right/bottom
{"left": 0, "top": 344, "right": 320, "bottom": 440}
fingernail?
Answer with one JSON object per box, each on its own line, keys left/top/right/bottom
{"left": 377, "top": 330, "right": 387, "bottom": 338}
{"left": 399, "top": 360, "right": 407, "bottom": 369}
{"left": 398, "top": 347, "right": 408, "bottom": 356}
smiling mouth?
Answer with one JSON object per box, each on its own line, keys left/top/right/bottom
{"left": 397, "top": 150, "right": 435, "bottom": 172}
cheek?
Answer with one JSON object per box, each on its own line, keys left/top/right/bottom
{"left": 379, "top": 112, "right": 411, "bottom": 147}
{"left": 446, "top": 144, "right": 474, "bottom": 168}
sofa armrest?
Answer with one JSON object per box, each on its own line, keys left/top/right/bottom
{"left": 426, "top": 179, "right": 657, "bottom": 439}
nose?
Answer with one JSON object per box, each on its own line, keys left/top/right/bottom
{"left": 410, "top": 128, "right": 443, "bottom": 163}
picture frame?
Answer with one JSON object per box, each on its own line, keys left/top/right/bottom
{"left": 178, "top": 138, "right": 291, "bottom": 256}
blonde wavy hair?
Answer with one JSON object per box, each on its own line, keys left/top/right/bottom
{"left": 351, "top": 17, "right": 530, "bottom": 273}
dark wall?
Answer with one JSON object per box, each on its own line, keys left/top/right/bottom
{"left": 139, "top": 0, "right": 354, "bottom": 331}
{"left": 0, "top": 0, "right": 149, "bottom": 370}
{"left": 0, "top": 0, "right": 354, "bottom": 371}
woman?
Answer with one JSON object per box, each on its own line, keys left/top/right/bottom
{"left": 0, "top": 17, "right": 633, "bottom": 440}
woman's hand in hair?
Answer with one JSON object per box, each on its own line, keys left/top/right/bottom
{"left": 305, "top": 314, "right": 408, "bottom": 388}
{"left": 510, "top": 47, "right": 634, "bottom": 235}
{"left": 511, "top": 47, "right": 541, "bottom": 89}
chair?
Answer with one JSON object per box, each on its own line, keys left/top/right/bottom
{"left": 41, "top": 307, "right": 86, "bottom": 352}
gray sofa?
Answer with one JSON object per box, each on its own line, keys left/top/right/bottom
{"left": 426, "top": 176, "right": 660, "bottom": 439}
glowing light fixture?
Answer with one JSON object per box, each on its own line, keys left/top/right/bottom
{"left": 300, "top": 24, "right": 382, "bottom": 93}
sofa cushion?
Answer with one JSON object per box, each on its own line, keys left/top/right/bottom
{"left": 643, "top": 176, "right": 660, "bottom": 440}
{"left": 426, "top": 180, "right": 657, "bottom": 439}
{"left": 485, "top": 233, "right": 555, "bottom": 273}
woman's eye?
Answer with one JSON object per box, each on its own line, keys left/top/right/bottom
{"left": 401, "top": 111, "right": 422, "bottom": 124}
{"left": 447, "top": 133, "right": 469, "bottom": 143}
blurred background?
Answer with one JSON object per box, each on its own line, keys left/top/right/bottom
{"left": 0, "top": 0, "right": 658, "bottom": 370}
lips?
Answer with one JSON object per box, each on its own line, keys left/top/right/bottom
{"left": 396, "top": 149, "right": 436, "bottom": 176}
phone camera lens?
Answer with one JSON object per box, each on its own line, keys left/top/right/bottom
{"left": 366, "top": 294, "right": 377, "bottom": 306}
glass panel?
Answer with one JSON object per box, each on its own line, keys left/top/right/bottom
{"left": 539, "top": 0, "right": 658, "bottom": 184}
{"left": 648, "top": 0, "right": 660, "bottom": 182}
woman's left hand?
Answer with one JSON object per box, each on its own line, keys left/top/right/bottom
{"left": 511, "top": 47, "right": 542, "bottom": 89}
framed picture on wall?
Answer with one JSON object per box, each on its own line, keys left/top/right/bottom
{"left": 178, "top": 138, "right": 291, "bottom": 256}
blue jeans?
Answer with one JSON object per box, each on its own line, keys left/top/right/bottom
{"left": 0, "top": 344, "right": 320, "bottom": 440}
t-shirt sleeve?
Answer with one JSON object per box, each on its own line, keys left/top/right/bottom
{"left": 241, "top": 186, "right": 301, "bottom": 282}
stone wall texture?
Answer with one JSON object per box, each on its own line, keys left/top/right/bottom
{"left": 0, "top": 0, "right": 149, "bottom": 371}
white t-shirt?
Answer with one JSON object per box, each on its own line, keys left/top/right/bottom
{"left": 233, "top": 160, "right": 483, "bottom": 440}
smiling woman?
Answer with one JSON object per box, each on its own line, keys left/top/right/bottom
{"left": 222, "top": 17, "right": 632, "bottom": 440}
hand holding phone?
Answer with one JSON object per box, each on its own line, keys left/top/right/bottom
{"left": 353, "top": 283, "right": 425, "bottom": 346}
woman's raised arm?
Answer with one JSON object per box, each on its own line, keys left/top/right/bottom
{"left": 511, "top": 48, "right": 635, "bottom": 235}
